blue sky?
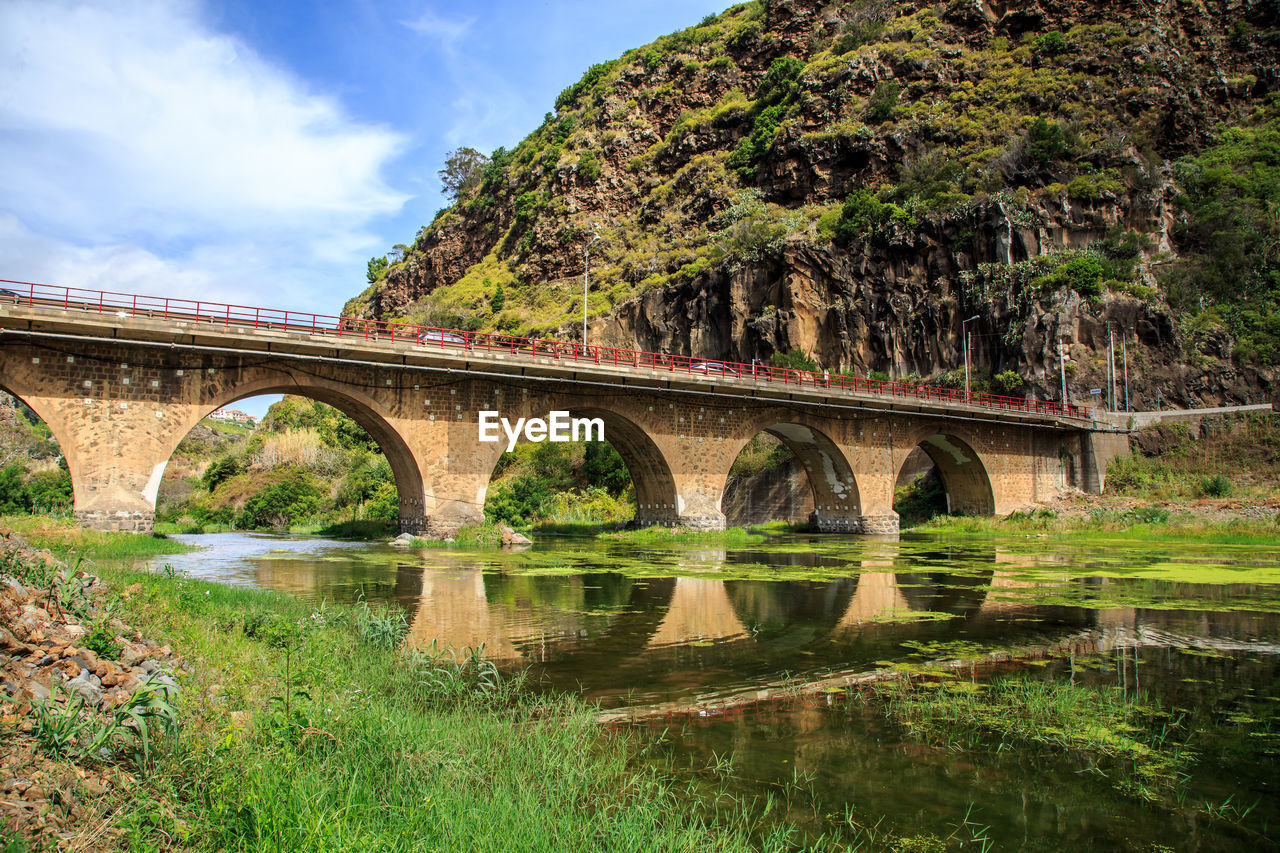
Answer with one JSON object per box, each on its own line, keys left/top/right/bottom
{"left": 1, "top": 0, "right": 726, "bottom": 417}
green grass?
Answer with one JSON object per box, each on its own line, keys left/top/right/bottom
{"left": 154, "top": 519, "right": 235, "bottom": 535}
{"left": 310, "top": 519, "right": 397, "bottom": 540}
{"left": 911, "top": 509, "right": 1280, "bottom": 544}
{"left": 867, "top": 676, "right": 1192, "bottom": 801}
{"left": 0, "top": 514, "right": 197, "bottom": 561}
{"left": 534, "top": 520, "right": 619, "bottom": 536}
{"left": 6, "top": 557, "right": 778, "bottom": 853}
{"left": 601, "top": 525, "right": 768, "bottom": 545}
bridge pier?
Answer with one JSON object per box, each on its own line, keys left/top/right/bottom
{"left": 856, "top": 512, "right": 900, "bottom": 536}
{"left": 807, "top": 510, "right": 863, "bottom": 533}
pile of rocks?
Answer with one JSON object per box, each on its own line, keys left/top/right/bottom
{"left": 388, "top": 525, "right": 532, "bottom": 547}
{"left": 0, "top": 528, "right": 184, "bottom": 847}
{"left": 498, "top": 525, "right": 532, "bottom": 546}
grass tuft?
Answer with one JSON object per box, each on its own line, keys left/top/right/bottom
{"left": 870, "top": 676, "right": 1192, "bottom": 801}
{"left": 0, "top": 515, "right": 196, "bottom": 561}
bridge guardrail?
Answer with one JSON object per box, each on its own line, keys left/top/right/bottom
{"left": 0, "top": 278, "right": 1093, "bottom": 420}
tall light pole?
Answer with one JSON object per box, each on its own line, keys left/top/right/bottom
{"left": 962, "top": 314, "right": 980, "bottom": 400}
{"left": 1058, "top": 335, "right": 1070, "bottom": 404}
{"left": 1107, "top": 322, "right": 1116, "bottom": 411}
{"left": 583, "top": 231, "right": 601, "bottom": 344}
{"left": 1122, "top": 326, "right": 1132, "bottom": 412}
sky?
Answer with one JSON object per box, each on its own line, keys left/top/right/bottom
{"left": 1, "top": 0, "right": 726, "bottom": 416}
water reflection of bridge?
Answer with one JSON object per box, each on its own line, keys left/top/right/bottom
{"left": 405, "top": 544, "right": 1096, "bottom": 684}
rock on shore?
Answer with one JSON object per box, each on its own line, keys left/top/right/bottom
{"left": 0, "top": 527, "right": 185, "bottom": 847}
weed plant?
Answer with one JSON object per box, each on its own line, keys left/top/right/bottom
{"left": 354, "top": 598, "right": 409, "bottom": 649}
{"left": 29, "top": 681, "right": 179, "bottom": 769}
{"left": 867, "top": 676, "right": 1192, "bottom": 801}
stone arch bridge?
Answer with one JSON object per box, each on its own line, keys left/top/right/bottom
{"left": 0, "top": 284, "right": 1124, "bottom": 536}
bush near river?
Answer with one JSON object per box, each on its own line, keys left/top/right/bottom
{"left": 0, "top": 394, "right": 73, "bottom": 517}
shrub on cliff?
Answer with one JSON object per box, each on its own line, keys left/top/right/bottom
{"left": 1023, "top": 118, "right": 1070, "bottom": 167}
{"left": 1168, "top": 114, "right": 1280, "bottom": 364}
{"left": 866, "top": 80, "right": 901, "bottom": 123}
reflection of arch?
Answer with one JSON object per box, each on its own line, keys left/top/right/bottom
{"left": 726, "top": 416, "right": 861, "bottom": 531}
{"left": 521, "top": 575, "right": 678, "bottom": 668}
{"left": 895, "top": 569, "right": 993, "bottom": 616}
{"left": 897, "top": 430, "right": 995, "bottom": 516}
{"left": 649, "top": 578, "right": 749, "bottom": 648}
{"left": 724, "top": 578, "right": 857, "bottom": 647}
{"left": 407, "top": 567, "right": 522, "bottom": 660}
{"left": 480, "top": 406, "right": 679, "bottom": 526}
{"left": 836, "top": 573, "right": 912, "bottom": 625}
{"left": 194, "top": 378, "right": 424, "bottom": 519}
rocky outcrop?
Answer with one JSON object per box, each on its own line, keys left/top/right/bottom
{"left": 355, "top": 0, "right": 1280, "bottom": 409}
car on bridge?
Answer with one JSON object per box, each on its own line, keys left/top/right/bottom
{"left": 690, "top": 360, "right": 741, "bottom": 378}
{"left": 418, "top": 329, "right": 468, "bottom": 347}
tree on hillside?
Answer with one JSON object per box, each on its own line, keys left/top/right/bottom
{"left": 439, "top": 147, "right": 489, "bottom": 202}
{"left": 367, "top": 255, "right": 389, "bottom": 283}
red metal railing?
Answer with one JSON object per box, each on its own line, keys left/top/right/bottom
{"left": 0, "top": 278, "right": 1093, "bottom": 419}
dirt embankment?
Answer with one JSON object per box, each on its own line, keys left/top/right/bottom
{"left": 0, "top": 529, "right": 184, "bottom": 850}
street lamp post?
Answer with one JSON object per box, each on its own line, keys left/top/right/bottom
{"left": 1122, "top": 326, "right": 1132, "bottom": 412}
{"left": 583, "top": 231, "right": 601, "bottom": 345}
{"left": 962, "top": 314, "right": 980, "bottom": 400}
{"left": 1058, "top": 335, "right": 1070, "bottom": 404}
{"left": 1107, "top": 322, "right": 1116, "bottom": 411}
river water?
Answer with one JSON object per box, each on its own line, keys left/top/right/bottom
{"left": 150, "top": 531, "right": 1280, "bottom": 850}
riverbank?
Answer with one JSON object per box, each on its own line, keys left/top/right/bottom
{"left": 910, "top": 494, "right": 1280, "bottom": 543}
{"left": 0, "top": 515, "right": 199, "bottom": 561}
{"left": 0, "top": 528, "right": 775, "bottom": 852}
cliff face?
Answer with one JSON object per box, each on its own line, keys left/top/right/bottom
{"left": 351, "top": 0, "right": 1280, "bottom": 408}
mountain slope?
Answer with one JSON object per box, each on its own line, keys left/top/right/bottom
{"left": 348, "top": 0, "right": 1280, "bottom": 407}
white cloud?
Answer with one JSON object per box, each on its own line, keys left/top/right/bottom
{"left": 0, "top": 214, "right": 216, "bottom": 296}
{"left": 0, "top": 0, "right": 407, "bottom": 311}
{"left": 401, "top": 5, "right": 533, "bottom": 153}
{"left": 402, "top": 9, "right": 474, "bottom": 53}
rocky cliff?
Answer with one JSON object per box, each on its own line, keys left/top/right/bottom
{"left": 349, "top": 0, "right": 1280, "bottom": 408}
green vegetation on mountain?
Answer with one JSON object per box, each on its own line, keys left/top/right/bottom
{"left": 1167, "top": 114, "right": 1280, "bottom": 364}
{"left": 352, "top": 0, "right": 1279, "bottom": 409}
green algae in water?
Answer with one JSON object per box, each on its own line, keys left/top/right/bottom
{"left": 870, "top": 676, "right": 1192, "bottom": 801}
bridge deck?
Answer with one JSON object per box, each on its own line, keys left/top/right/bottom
{"left": 0, "top": 279, "right": 1094, "bottom": 429}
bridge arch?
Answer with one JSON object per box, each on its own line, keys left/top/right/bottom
{"left": 182, "top": 376, "right": 427, "bottom": 528}
{"left": 894, "top": 427, "right": 995, "bottom": 517}
{"left": 724, "top": 577, "right": 858, "bottom": 647}
{"left": 723, "top": 414, "right": 861, "bottom": 532}
{"left": 477, "top": 404, "right": 680, "bottom": 527}
{"left": 0, "top": 380, "right": 81, "bottom": 512}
